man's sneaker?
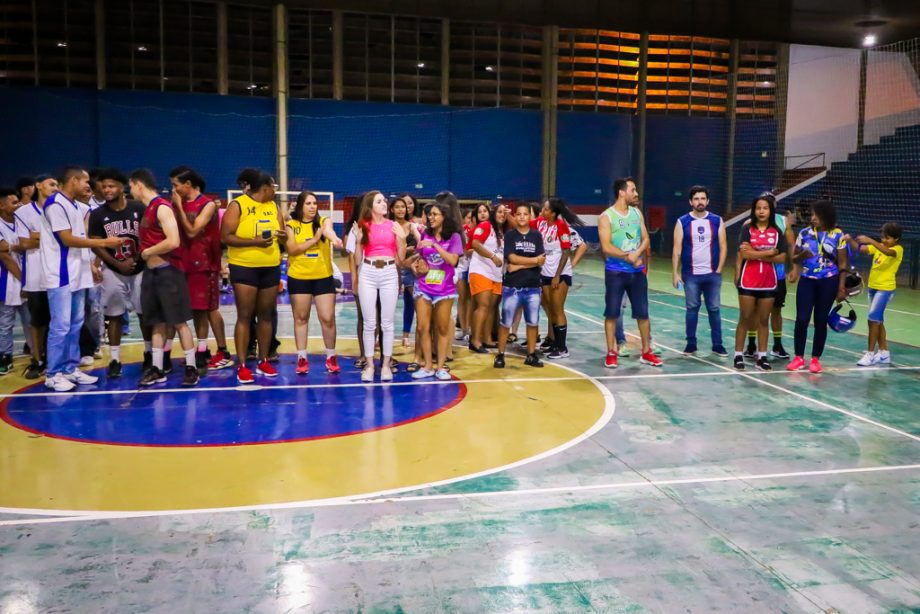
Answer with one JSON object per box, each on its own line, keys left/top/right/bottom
{"left": 325, "top": 356, "right": 341, "bottom": 373}
{"left": 873, "top": 352, "right": 891, "bottom": 365}
{"left": 66, "top": 370, "right": 99, "bottom": 385}
{"left": 616, "top": 344, "right": 630, "bottom": 358}
{"left": 256, "top": 360, "right": 278, "bottom": 377}
{"left": 493, "top": 353, "right": 506, "bottom": 369}
{"left": 539, "top": 336, "right": 554, "bottom": 350}
{"left": 808, "top": 357, "right": 822, "bottom": 373}
{"left": 734, "top": 355, "right": 745, "bottom": 370}
{"left": 163, "top": 358, "right": 173, "bottom": 375}
{"left": 182, "top": 365, "right": 199, "bottom": 387}
{"left": 712, "top": 345, "right": 728, "bottom": 357}
{"left": 652, "top": 346, "right": 663, "bottom": 357}
{"left": 24, "top": 360, "right": 44, "bottom": 380}
{"left": 237, "top": 365, "right": 255, "bottom": 384}
{"left": 756, "top": 357, "right": 772, "bottom": 371}
{"left": 786, "top": 356, "right": 806, "bottom": 371}
{"left": 139, "top": 368, "right": 167, "bottom": 387}
{"left": 771, "top": 344, "right": 790, "bottom": 359}
{"left": 856, "top": 351, "right": 876, "bottom": 367}
{"left": 246, "top": 347, "right": 257, "bottom": 361}
{"left": 207, "top": 350, "right": 234, "bottom": 370}
{"left": 45, "top": 373, "right": 76, "bottom": 392}
{"left": 79, "top": 356, "right": 95, "bottom": 367}
{"left": 605, "top": 350, "right": 618, "bottom": 369}
{"left": 107, "top": 360, "right": 122, "bottom": 378}
{"left": 21, "top": 342, "right": 30, "bottom": 356}
{"left": 195, "top": 351, "right": 209, "bottom": 375}
{"left": 0, "top": 361, "right": 9, "bottom": 377}
{"left": 546, "top": 348, "right": 569, "bottom": 360}
{"left": 267, "top": 349, "right": 280, "bottom": 363}
{"left": 143, "top": 351, "right": 153, "bottom": 373}
{"left": 683, "top": 343, "right": 698, "bottom": 355}
{"left": 640, "top": 351, "right": 663, "bottom": 367}
{"left": 296, "top": 357, "right": 309, "bottom": 375}
{"left": 524, "top": 353, "right": 544, "bottom": 368}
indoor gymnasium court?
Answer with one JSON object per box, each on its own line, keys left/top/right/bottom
{"left": 1, "top": 1, "right": 919, "bottom": 612}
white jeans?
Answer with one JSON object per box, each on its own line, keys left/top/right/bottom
{"left": 357, "top": 263, "right": 399, "bottom": 360}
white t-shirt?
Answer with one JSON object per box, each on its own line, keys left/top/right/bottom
{"left": 13, "top": 202, "right": 44, "bottom": 292}
{"left": 40, "top": 192, "right": 94, "bottom": 291}
{"left": 534, "top": 217, "right": 572, "bottom": 278}
{"left": 77, "top": 201, "right": 101, "bottom": 287}
{"left": 468, "top": 221, "right": 502, "bottom": 282}
{"left": 562, "top": 228, "right": 585, "bottom": 276}
{"left": 345, "top": 223, "right": 360, "bottom": 268}
{"left": 0, "top": 218, "right": 23, "bottom": 306}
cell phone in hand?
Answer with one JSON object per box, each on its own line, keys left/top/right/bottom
{"left": 262, "top": 230, "right": 272, "bottom": 240}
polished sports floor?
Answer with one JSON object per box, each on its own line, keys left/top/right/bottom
{"left": 2, "top": 255, "right": 919, "bottom": 612}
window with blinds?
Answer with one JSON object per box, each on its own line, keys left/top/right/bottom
{"left": 557, "top": 29, "right": 641, "bottom": 112}
{"left": 450, "top": 22, "right": 542, "bottom": 108}
{"left": 645, "top": 35, "right": 731, "bottom": 116}
{"left": 161, "top": 1, "right": 219, "bottom": 93}
{"left": 288, "top": 8, "right": 333, "bottom": 100}
{"left": 736, "top": 41, "right": 778, "bottom": 116}
{"left": 226, "top": 4, "right": 272, "bottom": 96}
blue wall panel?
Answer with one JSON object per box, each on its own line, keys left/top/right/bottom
{"left": 556, "top": 111, "right": 633, "bottom": 205}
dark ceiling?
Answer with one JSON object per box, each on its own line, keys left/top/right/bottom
{"left": 264, "top": 0, "right": 920, "bottom": 48}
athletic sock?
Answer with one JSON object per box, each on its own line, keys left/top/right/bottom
{"left": 554, "top": 325, "right": 568, "bottom": 351}
{"left": 326, "top": 348, "right": 335, "bottom": 358}
{"left": 110, "top": 346, "right": 121, "bottom": 363}
{"left": 757, "top": 352, "right": 766, "bottom": 359}
{"left": 298, "top": 350, "right": 307, "bottom": 360}
{"left": 197, "top": 340, "right": 208, "bottom": 353}
{"left": 144, "top": 341, "right": 152, "bottom": 353}
{"left": 152, "top": 348, "right": 164, "bottom": 370}
{"left": 184, "top": 349, "right": 195, "bottom": 367}
{"left": 773, "top": 332, "right": 782, "bottom": 340}
{"left": 735, "top": 351, "right": 743, "bottom": 358}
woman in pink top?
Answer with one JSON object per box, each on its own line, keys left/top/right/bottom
{"left": 355, "top": 191, "right": 407, "bottom": 382}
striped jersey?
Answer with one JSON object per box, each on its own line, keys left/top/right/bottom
{"left": 0, "top": 218, "right": 23, "bottom": 306}
{"left": 13, "top": 202, "right": 44, "bottom": 292}
{"left": 39, "top": 191, "right": 94, "bottom": 291}
{"left": 679, "top": 212, "right": 722, "bottom": 275}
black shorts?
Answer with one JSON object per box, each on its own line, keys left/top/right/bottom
{"left": 737, "top": 286, "right": 776, "bottom": 300}
{"left": 229, "top": 264, "right": 281, "bottom": 290}
{"left": 25, "top": 291, "right": 50, "bottom": 328}
{"left": 141, "top": 265, "right": 193, "bottom": 326}
{"left": 288, "top": 276, "right": 336, "bottom": 296}
{"left": 540, "top": 275, "right": 573, "bottom": 287}
{"left": 774, "top": 280, "right": 787, "bottom": 308}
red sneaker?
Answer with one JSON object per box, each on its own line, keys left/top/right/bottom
{"left": 256, "top": 360, "right": 278, "bottom": 377}
{"left": 237, "top": 364, "right": 255, "bottom": 384}
{"left": 325, "top": 355, "right": 341, "bottom": 374}
{"left": 786, "top": 356, "right": 806, "bottom": 371}
{"left": 808, "top": 357, "right": 822, "bottom": 373}
{"left": 207, "top": 350, "right": 234, "bottom": 371}
{"left": 639, "top": 351, "right": 663, "bottom": 367}
{"left": 604, "top": 350, "right": 618, "bottom": 369}
{"left": 295, "top": 356, "right": 309, "bottom": 375}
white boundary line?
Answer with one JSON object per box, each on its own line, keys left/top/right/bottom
{"left": 0, "top": 463, "right": 917, "bottom": 527}
{"left": 566, "top": 308, "right": 920, "bottom": 444}
{"left": 0, "top": 359, "right": 617, "bottom": 519}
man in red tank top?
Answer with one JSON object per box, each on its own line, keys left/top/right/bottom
{"left": 169, "top": 167, "right": 232, "bottom": 373}
{"left": 129, "top": 168, "right": 199, "bottom": 388}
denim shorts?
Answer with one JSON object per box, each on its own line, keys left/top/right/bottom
{"left": 867, "top": 288, "right": 894, "bottom": 323}
{"left": 604, "top": 271, "right": 649, "bottom": 320}
{"left": 501, "top": 286, "right": 541, "bottom": 328}
{"left": 414, "top": 289, "right": 458, "bottom": 305}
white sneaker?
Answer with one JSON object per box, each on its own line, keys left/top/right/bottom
{"left": 45, "top": 373, "right": 76, "bottom": 392}
{"left": 411, "top": 368, "right": 434, "bottom": 380}
{"left": 856, "top": 352, "right": 876, "bottom": 367}
{"left": 79, "top": 356, "right": 95, "bottom": 367}
{"left": 873, "top": 352, "right": 891, "bottom": 365}
{"left": 66, "top": 370, "right": 99, "bottom": 385}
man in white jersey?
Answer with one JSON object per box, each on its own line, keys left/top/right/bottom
{"left": 0, "top": 188, "right": 27, "bottom": 375}
{"left": 78, "top": 172, "right": 106, "bottom": 365}
{"left": 40, "top": 166, "right": 123, "bottom": 392}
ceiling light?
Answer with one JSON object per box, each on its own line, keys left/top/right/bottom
{"left": 484, "top": 65, "right": 494, "bottom": 72}
{"left": 246, "top": 83, "right": 258, "bottom": 90}
{"left": 56, "top": 41, "right": 67, "bottom": 48}
{"left": 137, "top": 45, "right": 148, "bottom": 52}
{"left": 862, "top": 34, "right": 877, "bottom": 47}
{"left": 417, "top": 62, "right": 425, "bottom": 68}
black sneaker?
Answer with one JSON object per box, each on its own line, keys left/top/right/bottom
{"left": 143, "top": 351, "right": 153, "bottom": 373}
{"left": 195, "top": 351, "right": 209, "bottom": 376}
{"left": 734, "top": 355, "right": 745, "bottom": 370}
{"left": 267, "top": 349, "right": 281, "bottom": 364}
{"left": 539, "top": 337, "right": 554, "bottom": 351}
{"left": 524, "top": 353, "right": 544, "bottom": 368}
{"left": 139, "top": 367, "right": 167, "bottom": 387}
{"left": 163, "top": 357, "right": 174, "bottom": 375}
{"left": 22, "top": 342, "right": 30, "bottom": 356}
{"left": 683, "top": 343, "right": 698, "bottom": 355}
{"left": 546, "top": 348, "right": 569, "bottom": 360}
{"left": 493, "top": 353, "right": 506, "bottom": 369}
{"left": 468, "top": 343, "right": 489, "bottom": 354}
{"left": 182, "top": 365, "right": 200, "bottom": 387}
{"left": 771, "top": 345, "right": 790, "bottom": 359}
{"left": 712, "top": 345, "right": 729, "bottom": 357}
{"left": 107, "top": 360, "right": 122, "bottom": 378}
{"left": 756, "top": 357, "right": 772, "bottom": 371}
{"left": 24, "top": 359, "right": 44, "bottom": 380}
{"left": 744, "top": 341, "right": 756, "bottom": 359}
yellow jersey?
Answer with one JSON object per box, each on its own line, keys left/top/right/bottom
{"left": 867, "top": 244, "right": 903, "bottom": 291}
{"left": 287, "top": 217, "right": 333, "bottom": 280}
{"left": 227, "top": 193, "right": 281, "bottom": 267}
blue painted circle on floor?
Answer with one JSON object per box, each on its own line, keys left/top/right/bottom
{"left": 2, "top": 355, "right": 464, "bottom": 447}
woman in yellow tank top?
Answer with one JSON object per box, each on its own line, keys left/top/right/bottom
{"left": 219, "top": 171, "right": 285, "bottom": 383}
{"left": 284, "top": 191, "right": 344, "bottom": 375}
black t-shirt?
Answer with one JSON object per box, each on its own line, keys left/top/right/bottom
{"left": 88, "top": 199, "right": 146, "bottom": 276}
{"left": 503, "top": 228, "right": 544, "bottom": 288}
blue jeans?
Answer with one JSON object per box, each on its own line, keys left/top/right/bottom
{"left": 684, "top": 272, "right": 723, "bottom": 347}
{"left": 0, "top": 303, "right": 31, "bottom": 355}
{"left": 402, "top": 283, "right": 415, "bottom": 334}
{"left": 47, "top": 286, "right": 85, "bottom": 376}
{"left": 615, "top": 296, "right": 627, "bottom": 345}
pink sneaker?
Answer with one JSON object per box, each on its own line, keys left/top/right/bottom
{"left": 325, "top": 355, "right": 341, "bottom": 374}
{"left": 639, "top": 351, "right": 663, "bottom": 367}
{"left": 256, "top": 360, "right": 278, "bottom": 377}
{"left": 809, "top": 357, "right": 822, "bottom": 373}
{"left": 786, "top": 356, "right": 806, "bottom": 371}
{"left": 295, "top": 356, "right": 309, "bottom": 375}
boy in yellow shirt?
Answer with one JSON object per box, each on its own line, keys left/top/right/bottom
{"left": 846, "top": 222, "right": 903, "bottom": 366}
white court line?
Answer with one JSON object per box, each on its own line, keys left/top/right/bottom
{"left": 566, "top": 308, "right": 920, "bottom": 444}
{"left": 0, "top": 463, "right": 917, "bottom": 527}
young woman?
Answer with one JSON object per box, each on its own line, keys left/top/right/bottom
{"left": 220, "top": 171, "right": 284, "bottom": 384}
{"left": 344, "top": 193, "right": 368, "bottom": 367}
{"left": 534, "top": 197, "right": 583, "bottom": 359}
{"left": 467, "top": 204, "right": 507, "bottom": 353}
{"left": 401, "top": 193, "right": 423, "bottom": 225}
{"left": 409, "top": 203, "right": 464, "bottom": 380}
{"left": 733, "top": 195, "right": 786, "bottom": 371}
{"left": 787, "top": 200, "right": 848, "bottom": 373}
{"left": 454, "top": 207, "right": 473, "bottom": 343}
{"left": 391, "top": 197, "right": 417, "bottom": 348}
{"left": 285, "top": 191, "right": 344, "bottom": 375}
{"left": 354, "top": 191, "right": 407, "bottom": 382}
